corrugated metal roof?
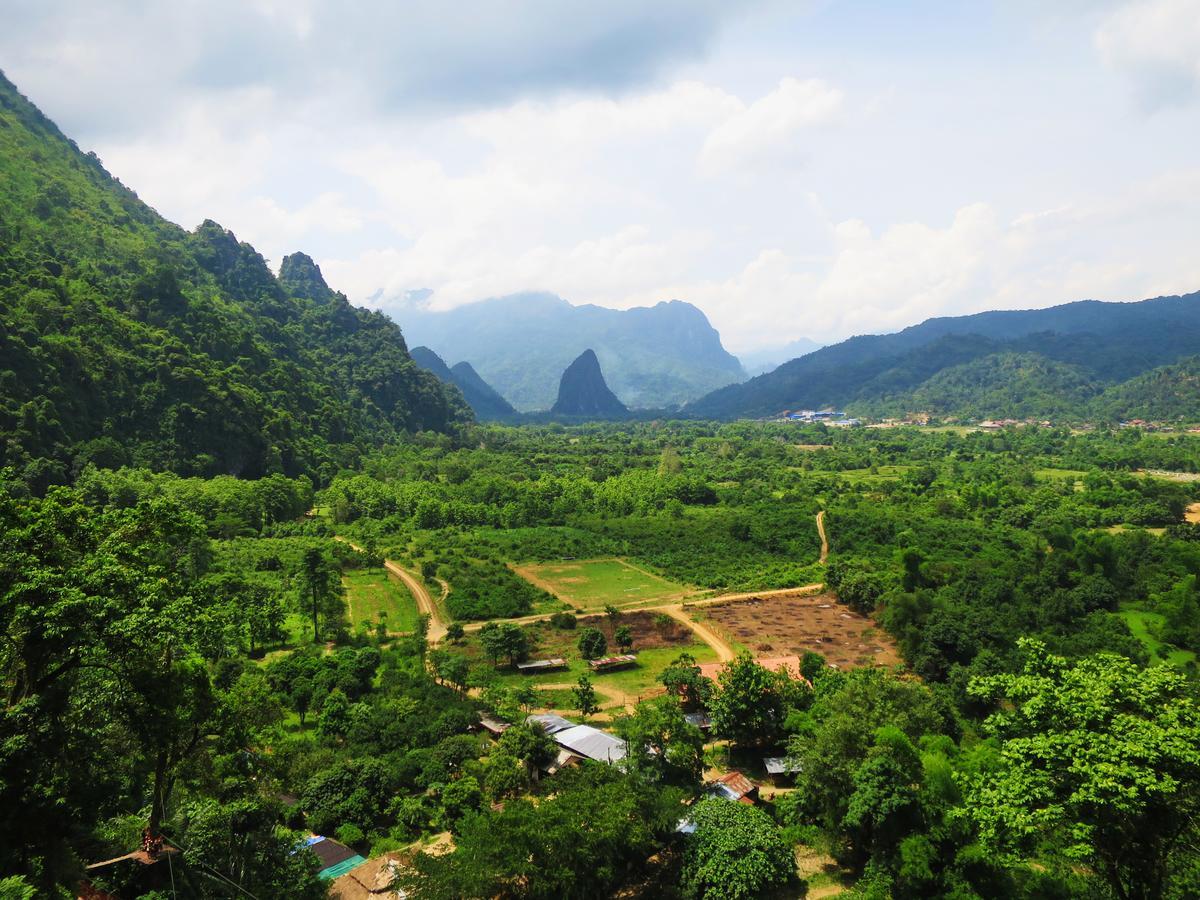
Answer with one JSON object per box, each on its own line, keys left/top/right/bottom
{"left": 763, "top": 756, "right": 802, "bottom": 775}
{"left": 526, "top": 713, "right": 576, "bottom": 735}
{"left": 555, "top": 724, "right": 627, "bottom": 763}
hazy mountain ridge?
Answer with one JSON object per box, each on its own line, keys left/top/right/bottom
{"left": 410, "top": 346, "right": 517, "bottom": 420}
{"left": 688, "top": 292, "right": 1200, "bottom": 420}
{"left": 399, "top": 292, "right": 745, "bottom": 410}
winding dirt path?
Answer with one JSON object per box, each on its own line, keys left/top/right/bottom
{"left": 816, "top": 509, "right": 829, "bottom": 564}
{"left": 334, "top": 537, "right": 448, "bottom": 642}
{"left": 661, "top": 604, "right": 734, "bottom": 662}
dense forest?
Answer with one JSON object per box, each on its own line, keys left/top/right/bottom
{"left": 4, "top": 421, "right": 1200, "bottom": 898}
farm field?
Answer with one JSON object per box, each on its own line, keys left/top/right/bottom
{"left": 343, "top": 568, "right": 421, "bottom": 634}
{"left": 511, "top": 557, "right": 697, "bottom": 609}
{"left": 835, "top": 465, "right": 914, "bottom": 484}
{"left": 698, "top": 592, "right": 901, "bottom": 669}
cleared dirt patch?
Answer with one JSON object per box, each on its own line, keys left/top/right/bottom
{"left": 702, "top": 591, "right": 900, "bottom": 669}
{"left": 1187, "top": 502, "right": 1200, "bottom": 524}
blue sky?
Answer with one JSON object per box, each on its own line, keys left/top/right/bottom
{"left": 3, "top": 0, "right": 1199, "bottom": 351}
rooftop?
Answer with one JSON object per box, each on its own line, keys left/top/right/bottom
{"left": 555, "top": 724, "right": 627, "bottom": 763}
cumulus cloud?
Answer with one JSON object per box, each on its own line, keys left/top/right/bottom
{"left": 0, "top": 0, "right": 751, "bottom": 136}
{"left": 5, "top": 1, "right": 1200, "bottom": 355}
{"left": 1095, "top": 0, "right": 1200, "bottom": 108}
{"left": 699, "top": 78, "right": 844, "bottom": 175}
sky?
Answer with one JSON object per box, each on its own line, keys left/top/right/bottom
{"left": 3, "top": 0, "right": 1200, "bottom": 352}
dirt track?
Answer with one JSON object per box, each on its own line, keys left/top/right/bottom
{"left": 816, "top": 510, "right": 829, "bottom": 563}
{"left": 335, "top": 537, "right": 448, "bottom": 642}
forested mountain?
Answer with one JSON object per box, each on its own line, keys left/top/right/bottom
{"left": 0, "top": 72, "right": 469, "bottom": 490}
{"left": 549, "top": 349, "right": 628, "bottom": 418}
{"left": 1093, "top": 356, "right": 1200, "bottom": 422}
{"left": 399, "top": 293, "right": 745, "bottom": 410}
{"left": 688, "top": 292, "right": 1200, "bottom": 420}
{"left": 410, "top": 346, "right": 517, "bottom": 420}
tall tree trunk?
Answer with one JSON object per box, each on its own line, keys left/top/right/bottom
{"left": 148, "top": 748, "right": 168, "bottom": 837}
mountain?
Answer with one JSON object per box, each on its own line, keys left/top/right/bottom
{"left": 1092, "top": 356, "right": 1200, "bottom": 423}
{"left": 0, "top": 72, "right": 469, "bottom": 488}
{"left": 687, "top": 292, "right": 1200, "bottom": 419}
{"left": 410, "top": 346, "right": 517, "bottom": 420}
{"left": 737, "top": 337, "right": 824, "bottom": 376}
{"left": 398, "top": 293, "right": 745, "bottom": 410}
{"left": 858, "top": 351, "right": 1102, "bottom": 420}
{"left": 550, "top": 349, "right": 628, "bottom": 418}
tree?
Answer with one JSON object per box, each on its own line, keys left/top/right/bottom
{"left": 401, "top": 768, "right": 683, "bottom": 900}
{"left": 299, "top": 546, "right": 343, "bottom": 642}
{"left": 290, "top": 676, "right": 313, "bottom": 728}
{"left": 680, "top": 798, "right": 797, "bottom": 900}
{"left": 659, "top": 652, "right": 712, "bottom": 709}
{"left": 962, "top": 639, "right": 1200, "bottom": 900}
{"left": 445, "top": 621, "right": 465, "bottom": 643}
{"left": 479, "top": 622, "right": 529, "bottom": 667}
{"left": 578, "top": 627, "right": 607, "bottom": 660}
{"left": 317, "top": 689, "right": 350, "bottom": 741}
{"left": 437, "top": 776, "right": 483, "bottom": 831}
{"left": 841, "top": 727, "right": 924, "bottom": 865}
{"left": 499, "top": 722, "right": 557, "bottom": 775}
{"left": 615, "top": 697, "right": 704, "bottom": 788}
{"left": 573, "top": 674, "right": 598, "bottom": 718}
{"left": 709, "top": 653, "right": 789, "bottom": 747}
{"left": 614, "top": 624, "right": 633, "bottom": 652}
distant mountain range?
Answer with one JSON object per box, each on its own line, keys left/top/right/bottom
{"left": 687, "top": 292, "right": 1200, "bottom": 422}
{"left": 410, "top": 346, "right": 517, "bottom": 421}
{"left": 398, "top": 293, "right": 745, "bottom": 410}
{"left": 736, "top": 337, "right": 824, "bottom": 376}
{"left": 550, "top": 349, "right": 627, "bottom": 418}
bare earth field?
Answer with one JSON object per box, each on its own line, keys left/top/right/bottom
{"left": 701, "top": 591, "right": 900, "bottom": 669}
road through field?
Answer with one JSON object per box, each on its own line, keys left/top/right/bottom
{"left": 334, "top": 537, "right": 448, "bottom": 642}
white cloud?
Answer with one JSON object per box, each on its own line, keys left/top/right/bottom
{"left": 699, "top": 77, "right": 844, "bottom": 175}
{"left": 1095, "top": 0, "right": 1200, "bottom": 107}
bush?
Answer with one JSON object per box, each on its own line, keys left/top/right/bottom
{"left": 549, "top": 611, "right": 577, "bottom": 630}
{"left": 578, "top": 627, "right": 607, "bottom": 660}
{"left": 336, "top": 823, "right": 365, "bottom": 849}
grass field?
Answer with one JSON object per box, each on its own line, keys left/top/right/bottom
{"left": 512, "top": 558, "right": 696, "bottom": 609}
{"left": 1119, "top": 606, "right": 1197, "bottom": 667}
{"left": 836, "top": 465, "right": 914, "bottom": 485}
{"left": 1033, "top": 467, "right": 1086, "bottom": 482}
{"left": 343, "top": 568, "right": 421, "bottom": 634}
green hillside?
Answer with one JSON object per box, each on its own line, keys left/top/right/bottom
{"left": 1092, "top": 356, "right": 1200, "bottom": 423}
{"left": 855, "top": 351, "right": 1102, "bottom": 420}
{"left": 0, "top": 72, "right": 468, "bottom": 490}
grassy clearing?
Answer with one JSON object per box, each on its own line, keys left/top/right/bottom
{"left": 1033, "top": 467, "right": 1086, "bottom": 482}
{"left": 343, "top": 568, "right": 421, "bottom": 634}
{"left": 836, "top": 465, "right": 914, "bottom": 485}
{"left": 1119, "top": 606, "right": 1197, "bottom": 667}
{"left": 512, "top": 557, "right": 696, "bottom": 609}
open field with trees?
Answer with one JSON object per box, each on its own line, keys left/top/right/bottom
{"left": 512, "top": 557, "right": 697, "bottom": 608}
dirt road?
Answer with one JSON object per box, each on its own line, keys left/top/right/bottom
{"left": 816, "top": 510, "right": 829, "bottom": 564}
{"left": 334, "top": 537, "right": 448, "bottom": 642}
{"left": 661, "top": 604, "right": 734, "bottom": 662}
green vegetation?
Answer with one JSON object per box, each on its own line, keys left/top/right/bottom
{"left": 515, "top": 557, "right": 695, "bottom": 608}
{"left": 5, "top": 72, "right": 1200, "bottom": 900}
{"left": 343, "top": 568, "right": 421, "bottom": 635}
